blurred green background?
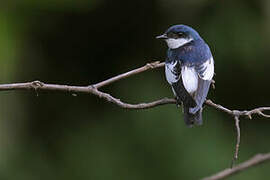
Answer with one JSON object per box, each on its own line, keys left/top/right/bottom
{"left": 0, "top": 0, "right": 270, "bottom": 179}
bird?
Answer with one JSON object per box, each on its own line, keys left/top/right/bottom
{"left": 156, "top": 24, "right": 214, "bottom": 127}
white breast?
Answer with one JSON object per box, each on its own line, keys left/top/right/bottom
{"left": 181, "top": 66, "right": 198, "bottom": 94}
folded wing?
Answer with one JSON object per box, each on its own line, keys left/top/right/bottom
{"left": 189, "top": 57, "right": 214, "bottom": 114}
{"left": 165, "top": 61, "right": 196, "bottom": 107}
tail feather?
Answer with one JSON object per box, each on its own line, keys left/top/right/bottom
{"left": 182, "top": 79, "right": 210, "bottom": 127}
{"left": 183, "top": 106, "right": 202, "bottom": 127}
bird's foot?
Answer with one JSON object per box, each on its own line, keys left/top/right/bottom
{"left": 211, "top": 79, "right": 215, "bottom": 89}
{"left": 175, "top": 97, "right": 182, "bottom": 107}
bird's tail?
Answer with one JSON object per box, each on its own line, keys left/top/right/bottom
{"left": 183, "top": 105, "right": 202, "bottom": 127}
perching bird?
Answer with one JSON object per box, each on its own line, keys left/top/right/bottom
{"left": 156, "top": 25, "right": 214, "bottom": 127}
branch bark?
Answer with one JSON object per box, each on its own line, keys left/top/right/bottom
{"left": 202, "top": 153, "right": 270, "bottom": 180}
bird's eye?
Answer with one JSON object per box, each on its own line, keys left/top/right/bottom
{"left": 178, "top": 32, "right": 183, "bottom": 36}
{"left": 167, "top": 32, "right": 175, "bottom": 38}
{"left": 167, "top": 32, "right": 183, "bottom": 39}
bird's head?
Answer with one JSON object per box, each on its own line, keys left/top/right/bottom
{"left": 156, "top": 25, "right": 201, "bottom": 49}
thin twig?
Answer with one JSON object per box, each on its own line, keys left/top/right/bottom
{"left": 244, "top": 107, "right": 270, "bottom": 119}
{"left": 231, "top": 115, "right": 240, "bottom": 167}
{"left": 93, "top": 61, "right": 165, "bottom": 89}
{"left": 202, "top": 153, "right": 270, "bottom": 180}
{"left": 205, "top": 100, "right": 232, "bottom": 115}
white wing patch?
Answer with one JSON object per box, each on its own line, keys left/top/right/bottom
{"left": 199, "top": 57, "right": 214, "bottom": 80}
{"left": 181, "top": 66, "right": 198, "bottom": 94}
{"left": 165, "top": 61, "right": 180, "bottom": 84}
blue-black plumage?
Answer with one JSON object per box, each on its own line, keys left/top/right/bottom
{"left": 157, "top": 25, "right": 214, "bottom": 127}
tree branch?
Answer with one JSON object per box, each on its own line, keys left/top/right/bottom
{"left": 0, "top": 61, "right": 269, "bottom": 179}
{"left": 202, "top": 153, "right": 270, "bottom": 180}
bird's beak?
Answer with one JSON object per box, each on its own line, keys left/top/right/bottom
{"left": 156, "top": 34, "right": 168, "bottom": 39}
